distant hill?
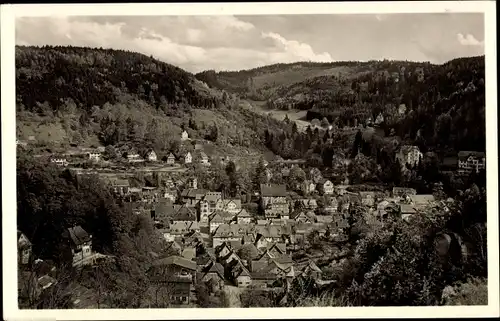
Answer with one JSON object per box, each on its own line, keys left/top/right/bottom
{"left": 197, "top": 57, "right": 486, "bottom": 152}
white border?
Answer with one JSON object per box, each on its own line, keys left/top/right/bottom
{"left": 1, "top": 1, "right": 498, "bottom": 320}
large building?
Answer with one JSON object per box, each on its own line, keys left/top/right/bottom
{"left": 260, "top": 184, "right": 289, "bottom": 218}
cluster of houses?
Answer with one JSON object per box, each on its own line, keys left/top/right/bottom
{"left": 394, "top": 144, "right": 485, "bottom": 176}
{"left": 105, "top": 168, "right": 444, "bottom": 305}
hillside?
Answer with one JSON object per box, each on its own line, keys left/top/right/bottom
{"left": 15, "top": 45, "right": 290, "bottom": 161}
{"left": 196, "top": 57, "right": 485, "bottom": 152}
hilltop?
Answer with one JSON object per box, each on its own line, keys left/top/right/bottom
{"left": 196, "top": 56, "right": 486, "bottom": 153}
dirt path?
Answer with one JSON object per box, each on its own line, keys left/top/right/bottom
{"left": 223, "top": 285, "right": 242, "bottom": 308}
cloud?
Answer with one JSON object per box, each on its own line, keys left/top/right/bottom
{"left": 261, "top": 31, "right": 332, "bottom": 62}
{"left": 457, "top": 33, "right": 484, "bottom": 47}
{"left": 15, "top": 16, "right": 333, "bottom": 73}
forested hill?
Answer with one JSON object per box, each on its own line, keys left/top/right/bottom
{"left": 196, "top": 56, "right": 486, "bottom": 152}
{"left": 15, "top": 45, "right": 288, "bottom": 155}
{"left": 16, "top": 45, "right": 220, "bottom": 112}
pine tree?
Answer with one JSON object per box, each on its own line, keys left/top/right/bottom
{"left": 253, "top": 157, "right": 267, "bottom": 192}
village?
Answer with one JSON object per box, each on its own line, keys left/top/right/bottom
{"left": 17, "top": 124, "right": 486, "bottom": 308}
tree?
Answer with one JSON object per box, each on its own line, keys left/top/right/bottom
{"left": 287, "top": 166, "right": 306, "bottom": 191}
{"left": 252, "top": 157, "right": 267, "bottom": 192}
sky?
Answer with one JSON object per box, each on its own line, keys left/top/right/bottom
{"left": 15, "top": 14, "right": 485, "bottom": 73}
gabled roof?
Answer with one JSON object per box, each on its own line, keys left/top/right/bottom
{"left": 203, "top": 192, "right": 222, "bottom": 203}
{"left": 181, "top": 188, "right": 208, "bottom": 198}
{"left": 236, "top": 209, "right": 252, "bottom": 218}
{"left": 204, "top": 261, "right": 225, "bottom": 279}
{"left": 152, "top": 255, "right": 197, "bottom": 271}
{"left": 209, "top": 210, "right": 235, "bottom": 223}
{"left": 63, "top": 226, "right": 91, "bottom": 246}
{"left": 17, "top": 230, "right": 32, "bottom": 248}
{"left": 458, "top": 151, "right": 485, "bottom": 160}
{"left": 220, "top": 199, "right": 242, "bottom": 210}
{"left": 112, "top": 179, "right": 130, "bottom": 187}
{"left": 400, "top": 204, "right": 417, "bottom": 214}
{"left": 409, "top": 194, "right": 436, "bottom": 205}
{"left": 260, "top": 184, "right": 287, "bottom": 197}
{"left": 172, "top": 205, "right": 196, "bottom": 222}
{"left": 167, "top": 153, "right": 176, "bottom": 159}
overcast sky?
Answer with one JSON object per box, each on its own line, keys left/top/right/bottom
{"left": 16, "top": 14, "right": 484, "bottom": 73}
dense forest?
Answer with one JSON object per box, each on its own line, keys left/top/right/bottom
{"left": 197, "top": 56, "right": 485, "bottom": 153}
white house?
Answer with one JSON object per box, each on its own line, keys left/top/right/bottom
{"left": 184, "top": 152, "right": 192, "bottom": 164}
{"left": 50, "top": 157, "right": 68, "bottom": 167}
{"left": 181, "top": 130, "right": 189, "bottom": 141}
{"left": 145, "top": 150, "right": 158, "bottom": 162}
{"left": 88, "top": 152, "right": 101, "bottom": 162}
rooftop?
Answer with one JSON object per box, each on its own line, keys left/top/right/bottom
{"left": 152, "top": 255, "right": 197, "bottom": 271}
{"left": 260, "top": 184, "right": 287, "bottom": 197}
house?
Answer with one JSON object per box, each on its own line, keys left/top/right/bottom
{"left": 392, "top": 187, "right": 417, "bottom": 199}
{"left": 18, "top": 231, "right": 32, "bottom": 266}
{"left": 299, "top": 198, "right": 318, "bottom": 210}
{"left": 180, "top": 188, "right": 207, "bottom": 207}
{"left": 171, "top": 206, "right": 197, "bottom": 224}
{"left": 234, "top": 266, "right": 252, "bottom": 288}
{"left": 395, "top": 145, "right": 422, "bottom": 169}
{"left": 218, "top": 199, "right": 242, "bottom": 214}
{"left": 359, "top": 192, "right": 376, "bottom": 207}
{"left": 301, "top": 180, "right": 316, "bottom": 195}
{"left": 317, "top": 179, "right": 334, "bottom": 195}
{"left": 323, "top": 196, "right": 339, "bottom": 214}
{"left": 184, "top": 152, "right": 192, "bottom": 164}
{"left": 150, "top": 255, "right": 197, "bottom": 280}
{"left": 62, "top": 226, "right": 93, "bottom": 266}
{"left": 409, "top": 194, "right": 436, "bottom": 209}
{"left": 199, "top": 192, "right": 223, "bottom": 225}
{"left": 18, "top": 271, "right": 57, "bottom": 305}
{"left": 163, "top": 189, "right": 177, "bottom": 203}
{"left": 148, "top": 256, "right": 196, "bottom": 304}
{"left": 235, "top": 209, "right": 253, "bottom": 225}
{"left": 290, "top": 209, "right": 315, "bottom": 223}
{"left": 50, "top": 157, "right": 68, "bottom": 167}
{"left": 145, "top": 149, "right": 158, "bottom": 162}
{"left": 166, "top": 153, "right": 176, "bottom": 165}
{"left": 198, "top": 151, "right": 210, "bottom": 165}
{"left": 127, "top": 152, "right": 143, "bottom": 163}
{"left": 457, "top": 151, "right": 486, "bottom": 176}
{"left": 250, "top": 272, "right": 277, "bottom": 288}
{"left": 212, "top": 224, "right": 249, "bottom": 248}
{"left": 200, "top": 261, "right": 225, "bottom": 291}
{"left": 111, "top": 179, "right": 130, "bottom": 196}
{"left": 295, "top": 259, "right": 323, "bottom": 279}
{"left": 181, "top": 130, "right": 189, "bottom": 141}
{"left": 87, "top": 152, "right": 101, "bottom": 162}
{"left": 400, "top": 204, "right": 417, "bottom": 221}
{"left": 209, "top": 211, "right": 236, "bottom": 234}
{"left": 152, "top": 203, "right": 176, "bottom": 226}
{"left": 377, "top": 200, "right": 399, "bottom": 219}
{"left": 260, "top": 184, "right": 289, "bottom": 218}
